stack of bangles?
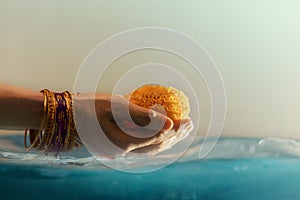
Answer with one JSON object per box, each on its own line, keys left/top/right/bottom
{"left": 24, "top": 89, "right": 83, "bottom": 155}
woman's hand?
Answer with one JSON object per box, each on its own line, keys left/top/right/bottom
{"left": 130, "top": 119, "right": 194, "bottom": 155}
{"left": 0, "top": 85, "right": 193, "bottom": 157}
{"left": 74, "top": 93, "right": 193, "bottom": 157}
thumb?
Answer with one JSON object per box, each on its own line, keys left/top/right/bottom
{"left": 129, "top": 103, "right": 173, "bottom": 131}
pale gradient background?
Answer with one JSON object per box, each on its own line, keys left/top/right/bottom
{"left": 0, "top": 1, "right": 300, "bottom": 138}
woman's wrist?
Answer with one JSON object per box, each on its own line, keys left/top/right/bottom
{"left": 0, "top": 85, "right": 44, "bottom": 130}
{"left": 24, "top": 89, "right": 82, "bottom": 154}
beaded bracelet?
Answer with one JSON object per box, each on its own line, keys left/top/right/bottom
{"left": 24, "top": 89, "right": 83, "bottom": 155}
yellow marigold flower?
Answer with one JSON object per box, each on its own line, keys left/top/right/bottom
{"left": 127, "top": 84, "right": 190, "bottom": 121}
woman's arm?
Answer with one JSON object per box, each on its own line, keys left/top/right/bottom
{"left": 0, "top": 84, "right": 192, "bottom": 156}
{"left": 0, "top": 84, "right": 43, "bottom": 130}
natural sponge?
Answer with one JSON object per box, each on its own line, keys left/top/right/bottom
{"left": 126, "top": 84, "right": 190, "bottom": 121}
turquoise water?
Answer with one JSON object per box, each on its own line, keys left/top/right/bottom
{"left": 1, "top": 135, "right": 300, "bottom": 200}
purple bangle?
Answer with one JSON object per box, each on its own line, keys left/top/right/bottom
{"left": 48, "top": 92, "right": 68, "bottom": 153}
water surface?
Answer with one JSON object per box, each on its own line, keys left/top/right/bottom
{"left": 1, "top": 135, "right": 300, "bottom": 200}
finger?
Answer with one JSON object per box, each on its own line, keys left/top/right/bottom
{"left": 130, "top": 119, "right": 194, "bottom": 155}
{"left": 172, "top": 118, "right": 192, "bottom": 132}
{"left": 129, "top": 103, "right": 173, "bottom": 131}
{"left": 100, "top": 119, "right": 165, "bottom": 153}
{"left": 131, "top": 127, "right": 191, "bottom": 155}
{"left": 143, "top": 118, "right": 193, "bottom": 145}
{"left": 109, "top": 96, "right": 173, "bottom": 131}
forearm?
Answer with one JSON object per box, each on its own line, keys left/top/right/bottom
{"left": 0, "top": 84, "right": 43, "bottom": 130}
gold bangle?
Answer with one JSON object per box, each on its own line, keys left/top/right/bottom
{"left": 24, "top": 89, "right": 48, "bottom": 151}
{"left": 24, "top": 89, "right": 83, "bottom": 154}
{"left": 38, "top": 90, "right": 56, "bottom": 152}
{"left": 64, "top": 91, "right": 77, "bottom": 151}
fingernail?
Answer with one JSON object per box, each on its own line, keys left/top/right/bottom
{"left": 149, "top": 110, "right": 173, "bottom": 131}
{"left": 161, "top": 117, "right": 173, "bottom": 131}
